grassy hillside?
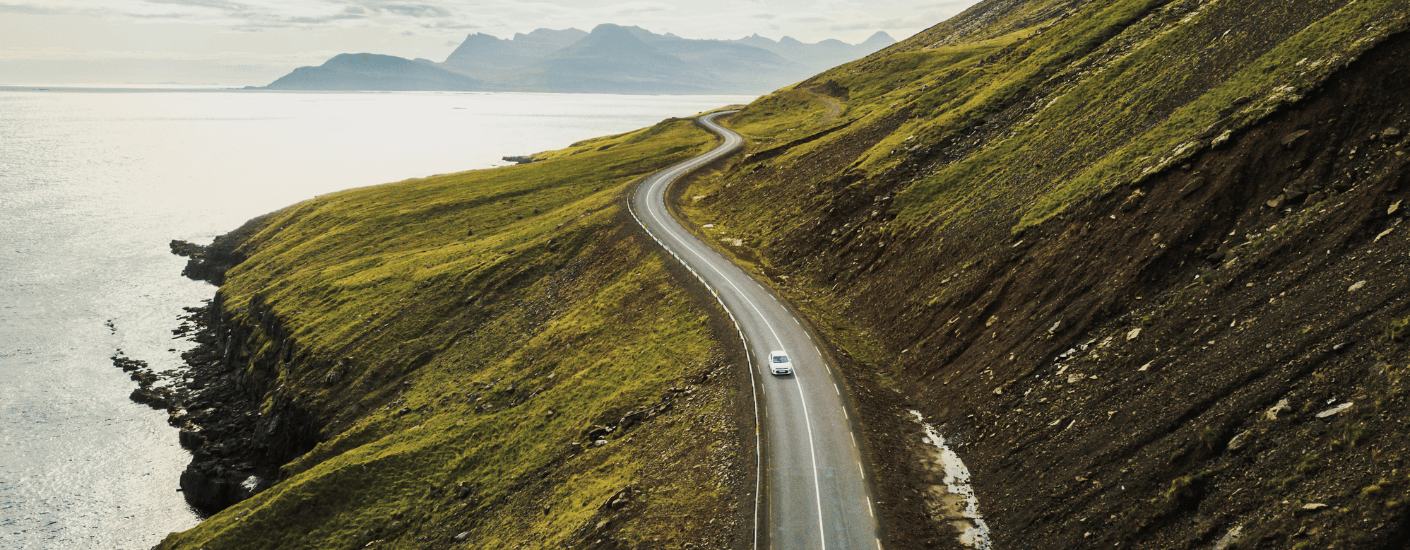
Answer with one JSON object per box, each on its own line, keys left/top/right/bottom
{"left": 155, "top": 117, "right": 756, "bottom": 550}
{"left": 677, "top": 0, "right": 1410, "bottom": 547}
{"left": 146, "top": 0, "right": 1410, "bottom": 546}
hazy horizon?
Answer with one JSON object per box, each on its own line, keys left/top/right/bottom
{"left": 0, "top": 0, "right": 982, "bottom": 86}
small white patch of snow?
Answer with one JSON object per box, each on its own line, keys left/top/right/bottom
{"left": 909, "top": 410, "right": 991, "bottom": 550}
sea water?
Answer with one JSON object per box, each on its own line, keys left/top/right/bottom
{"left": 0, "top": 88, "right": 751, "bottom": 549}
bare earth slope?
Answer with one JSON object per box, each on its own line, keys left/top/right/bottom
{"left": 676, "top": 0, "right": 1410, "bottom": 547}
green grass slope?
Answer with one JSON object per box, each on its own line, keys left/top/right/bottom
{"left": 156, "top": 118, "right": 755, "bottom": 550}
{"left": 677, "top": 0, "right": 1410, "bottom": 547}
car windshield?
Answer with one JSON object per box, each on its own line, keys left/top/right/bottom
{"left": 772, "top": 355, "right": 789, "bottom": 363}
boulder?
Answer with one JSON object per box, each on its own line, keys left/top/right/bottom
{"left": 1227, "top": 430, "right": 1251, "bottom": 451}
{"left": 1178, "top": 176, "right": 1206, "bottom": 197}
{"left": 179, "top": 426, "right": 206, "bottom": 448}
{"left": 1207, "top": 243, "right": 1232, "bottom": 262}
{"left": 1265, "top": 398, "right": 1291, "bottom": 420}
{"left": 130, "top": 387, "right": 171, "bottom": 409}
{"left": 1281, "top": 129, "right": 1310, "bottom": 147}
{"left": 1315, "top": 402, "right": 1353, "bottom": 418}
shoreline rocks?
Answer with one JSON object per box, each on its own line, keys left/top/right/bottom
{"left": 110, "top": 234, "right": 327, "bottom": 516}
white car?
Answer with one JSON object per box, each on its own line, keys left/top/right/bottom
{"left": 768, "top": 350, "right": 793, "bottom": 375}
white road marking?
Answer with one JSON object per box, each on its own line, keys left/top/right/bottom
{"left": 857, "top": 461, "right": 865, "bottom": 479}
{"left": 850, "top": 432, "right": 856, "bottom": 446}
{"left": 792, "top": 376, "right": 828, "bottom": 549}
{"left": 641, "top": 160, "right": 827, "bottom": 550}
{"left": 834, "top": 383, "right": 840, "bottom": 395}
{"left": 867, "top": 497, "right": 874, "bottom": 517}
{"left": 632, "top": 112, "right": 854, "bottom": 550}
{"left": 632, "top": 112, "right": 772, "bottom": 550}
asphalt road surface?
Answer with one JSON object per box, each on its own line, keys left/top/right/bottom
{"left": 629, "top": 111, "right": 881, "bottom": 550}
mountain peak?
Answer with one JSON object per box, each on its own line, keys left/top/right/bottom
{"left": 861, "top": 31, "right": 896, "bottom": 46}
{"left": 267, "top": 53, "right": 480, "bottom": 91}
{"left": 571, "top": 24, "right": 654, "bottom": 54}
{"left": 589, "top": 23, "right": 632, "bottom": 35}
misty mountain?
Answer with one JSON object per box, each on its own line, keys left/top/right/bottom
{"left": 263, "top": 53, "right": 480, "bottom": 91}
{"left": 622, "top": 27, "right": 804, "bottom": 87}
{"left": 731, "top": 31, "right": 896, "bottom": 69}
{"left": 259, "top": 25, "right": 895, "bottom": 94}
{"left": 504, "top": 24, "right": 755, "bottom": 94}
{"left": 441, "top": 28, "right": 589, "bottom": 79}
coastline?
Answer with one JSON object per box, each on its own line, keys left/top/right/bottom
{"left": 115, "top": 217, "right": 327, "bottom": 517}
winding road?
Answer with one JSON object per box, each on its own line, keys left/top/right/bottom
{"left": 628, "top": 112, "right": 881, "bottom": 550}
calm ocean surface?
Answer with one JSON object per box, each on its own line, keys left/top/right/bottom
{"left": 0, "top": 89, "right": 751, "bottom": 549}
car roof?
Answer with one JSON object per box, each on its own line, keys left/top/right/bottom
{"left": 769, "top": 350, "right": 787, "bottom": 357}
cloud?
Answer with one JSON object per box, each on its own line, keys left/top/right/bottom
{"left": 2, "top": 0, "right": 980, "bottom": 49}
{"left": 0, "top": 45, "right": 341, "bottom": 63}
{"left": 603, "top": 1, "right": 673, "bottom": 15}
{"left": 376, "top": 3, "right": 452, "bottom": 18}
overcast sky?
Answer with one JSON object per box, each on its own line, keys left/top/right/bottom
{"left": 0, "top": 0, "right": 979, "bottom": 86}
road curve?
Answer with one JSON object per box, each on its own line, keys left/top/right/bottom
{"left": 628, "top": 112, "right": 880, "bottom": 550}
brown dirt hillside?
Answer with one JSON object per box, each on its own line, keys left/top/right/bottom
{"left": 677, "top": 0, "right": 1410, "bottom": 547}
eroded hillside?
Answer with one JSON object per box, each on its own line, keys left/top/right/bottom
{"left": 677, "top": 0, "right": 1410, "bottom": 547}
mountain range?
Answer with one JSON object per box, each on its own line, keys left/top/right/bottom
{"left": 262, "top": 24, "right": 894, "bottom": 94}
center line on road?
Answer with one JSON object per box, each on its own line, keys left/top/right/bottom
{"left": 636, "top": 114, "right": 830, "bottom": 550}
{"left": 833, "top": 383, "right": 839, "bottom": 395}
{"left": 867, "top": 497, "right": 874, "bottom": 517}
